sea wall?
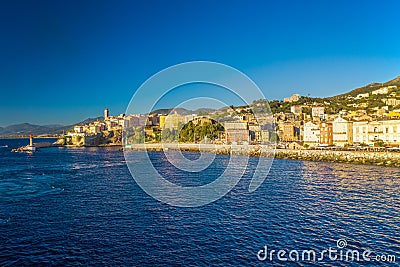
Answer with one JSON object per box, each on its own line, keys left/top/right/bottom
{"left": 124, "top": 143, "right": 400, "bottom": 167}
{"left": 275, "top": 149, "right": 400, "bottom": 167}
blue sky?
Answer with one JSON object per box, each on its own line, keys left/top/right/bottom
{"left": 1, "top": 0, "right": 400, "bottom": 126}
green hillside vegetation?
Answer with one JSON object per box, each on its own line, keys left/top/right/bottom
{"left": 178, "top": 120, "right": 224, "bottom": 143}
{"left": 253, "top": 75, "right": 400, "bottom": 115}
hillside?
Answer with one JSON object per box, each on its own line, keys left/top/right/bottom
{"left": 0, "top": 123, "right": 57, "bottom": 136}
{"left": 332, "top": 75, "right": 400, "bottom": 99}
{"left": 267, "top": 75, "right": 400, "bottom": 115}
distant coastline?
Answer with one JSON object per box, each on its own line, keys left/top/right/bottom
{"left": 0, "top": 135, "right": 60, "bottom": 139}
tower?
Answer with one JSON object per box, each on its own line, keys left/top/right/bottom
{"left": 104, "top": 108, "right": 109, "bottom": 120}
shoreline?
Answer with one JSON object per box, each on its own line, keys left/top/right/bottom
{"left": 8, "top": 140, "right": 400, "bottom": 167}
{"left": 274, "top": 149, "right": 400, "bottom": 167}
{"left": 123, "top": 143, "right": 400, "bottom": 167}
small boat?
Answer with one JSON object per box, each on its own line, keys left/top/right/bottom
{"left": 0, "top": 145, "right": 8, "bottom": 148}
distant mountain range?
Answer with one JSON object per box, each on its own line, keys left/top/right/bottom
{"left": 0, "top": 117, "right": 103, "bottom": 137}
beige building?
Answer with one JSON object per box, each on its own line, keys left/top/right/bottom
{"left": 332, "top": 116, "right": 353, "bottom": 146}
{"left": 290, "top": 105, "right": 302, "bottom": 114}
{"left": 380, "top": 120, "right": 400, "bottom": 145}
{"left": 284, "top": 94, "right": 300, "bottom": 103}
{"left": 224, "top": 122, "right": 249, "bottom": 144}
{"left": 383, "top": 98, "right": 400, "bottom": 106}
{"left": 372, "top": 87, "right": 389, "bottom": 95}
{"left": 160, "top": 114, "right": 196, "bottom": 130}
{"left": 312, "top": 106, "right": 325, "bottom": 119}
{"left": 280, "top": 122, "right": 297, "bottom": 142}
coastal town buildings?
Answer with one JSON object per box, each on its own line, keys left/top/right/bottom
{"left": 355, "top": 93, "right": 369, "bottom": 99}
{"left": 68, "top": 82, "right": 400, "bottom": 149}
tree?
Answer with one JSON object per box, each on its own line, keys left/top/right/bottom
{"left": 178, "top": 120, "right": 224, "bottom": 143}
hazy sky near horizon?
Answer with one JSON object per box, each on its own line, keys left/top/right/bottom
{"left": 1, "top": 0, "right": 400, "bottom": 126}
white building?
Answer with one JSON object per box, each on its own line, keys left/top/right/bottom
{"left": 74, "top": 126, "right": 84, "bottom": 133}
{"left": 376, "top": 120, "right": 400, "bottom": 144}
{"left": 372, "top": 87, "right": 389, "bottom": 95}
{"left": 333, "top": 116, "right": 353, "bottom": 146}
{"left": 353, "top": 121, "right": 369, "bottom": 145}
{"left": 353, "top": 120, "right": 400, "bottom": 146}
{"left": 303, "top": 121, "right": 320, "bottom": 146}
{"left": 355, "top": 93, "right": 369, "bottom": 99}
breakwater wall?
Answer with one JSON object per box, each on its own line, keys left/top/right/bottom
{"left": 275, "top": 149, "right": 400, "bottom": 167}
{"left": 124, "top": 143, "right": 400, "bottom": 167}
{"left": 124, "top": 143, "right": 274, "bottom": 157}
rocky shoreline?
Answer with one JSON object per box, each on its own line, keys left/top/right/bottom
{"left": 11, "top": 140, "right": 400, "bottom": 167}
{"left": 274, "top": 149, "right": 400, "bottom": 167}
{"left": 124, "top": 143, "right": 400, "bottom": 167}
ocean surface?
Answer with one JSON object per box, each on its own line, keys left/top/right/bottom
{"left": 0, "top": 138, "right": 399, "bottom": 266}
